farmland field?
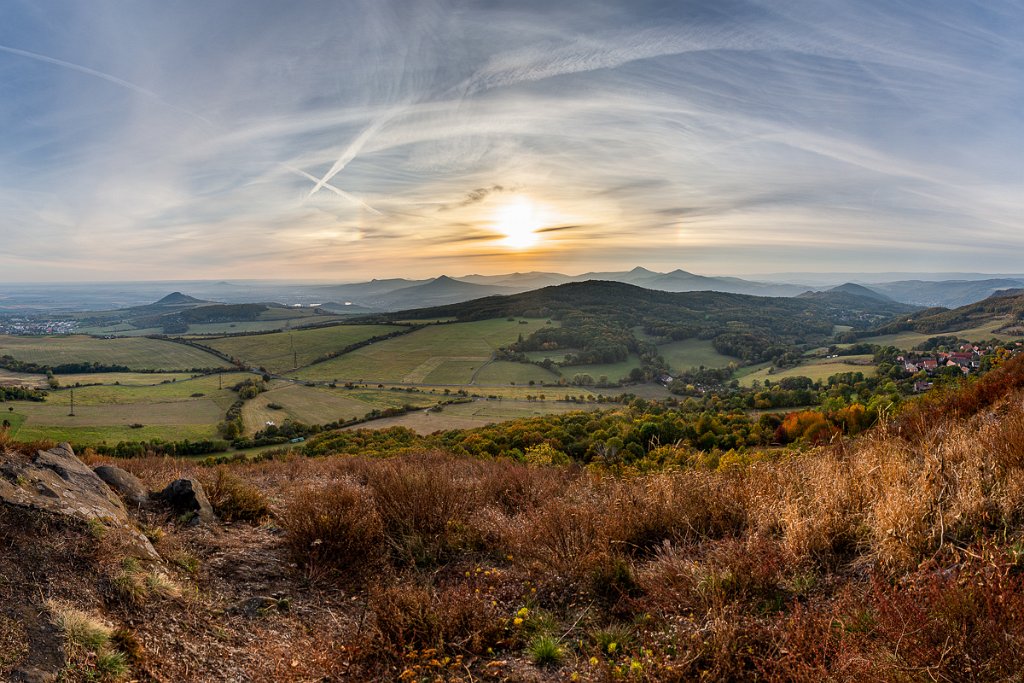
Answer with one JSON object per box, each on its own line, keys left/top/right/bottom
{"left": 0, "top": 369, "right": 45, "bottom": 388}
{"left": 54, "top": 372, "right": 196, "bottom": 386}
{"left": 738, "top": 355, "right": 877, "bottom": 387}
{"left": 0, "top": 335, "right": 229, "bottom": 371}
{"left": 241, "top": 382, "right": 436, "bottom": 432}
{"left": 291, "top": 319, "right": 552, "bottom": 383}
{"left": 658, "top": 338, "right": 738, "bottom": 372}
{"left": 201, "top": 324, "right": 404, "bottom": 373}
{"left": 472, "top": 361, "right": 560, "bottom": 385}
{"left": 3, "top": 372, "right": 252, "bottom": 444}
{"left": 860, "top": 318, "right": 1018, "bottom": 350}
{"left": 31, "top": 372, "right": 249, "bottom": 407}
{"left": 340, "top": 398, "right": 605, "bottom": 434}
{"left": 560, "top": 354, "right": 642, "bottom": 385}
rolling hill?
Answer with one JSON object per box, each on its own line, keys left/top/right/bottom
{"left": 867, "top": 289, "right": 1024, "bottom": 338}
{"left": 377, "top": 280, "right": 918, "bottom": 368}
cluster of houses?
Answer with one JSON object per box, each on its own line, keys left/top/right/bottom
{"left": 0, "top": 317, "right": 77, "bottom": 335}
{"left": 899, "top": 344, "right": 990, "bottom": 392}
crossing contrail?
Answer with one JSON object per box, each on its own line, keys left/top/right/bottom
{"left": 305, "top": 106, "right": 403, "bottom": 200}
{"left": 286, "top": 165, "right": 382, "bottom": 215}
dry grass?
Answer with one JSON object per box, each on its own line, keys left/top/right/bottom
{"left": 279, "top": 477, "right": 386, "bottom": 581}
{"left": 7, "top": 356, "right": 1024, "bottom": 680}
{"left": 201, "top": 467, "right": 272, "bottom": 522}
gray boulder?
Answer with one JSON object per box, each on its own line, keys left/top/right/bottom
{"left": 161, "top": 478, "right": 216, "bottom": 523}
{"left": 93, "top": 464, "right": 150, "bottom": 508}
{"left": 0, "top": 443, "right": 158, "bottom": 560}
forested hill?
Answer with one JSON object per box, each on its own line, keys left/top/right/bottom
{"left": 869, "top": 289, "right": 1024, "bottom": 337}
{"left": 380, "top": 280, "right": 918, "bottom": 368}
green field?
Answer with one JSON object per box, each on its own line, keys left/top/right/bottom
{"left": 560, "top": 354, "right": 642, "bottom": 385}
{"left": 860, "top": 318, "right": 1019, "bottom": 350}
{"left": 54, "top": 372, "right": 196, "bottom": 387}
{"left": 340, "top": 398, "right": 605, "bottom": 434}
{"left": 0, "top": 335, "right": 229, "bottom": 371}
{"left": 4, "top": 372, "right": 252, "bottom": 444}
{"left": 29, "top": 372, "right": 247, "bottom": 407}
{"left": 241, "top": 382, "right": 438, "bottom": 433}
{"left": 201, "top": 324, "right": 403, "bottom": 373}
{"left": 658, "top": 338, "right": 738, "bottom": 372}
{"left": 472, "top": 361, "right": 560, "bottom": 385}
{"left": 292, "top": 319, "right": 552, "bottom": 383}
{"left": 739, "top": 355, "right": 877, "bottom": 387}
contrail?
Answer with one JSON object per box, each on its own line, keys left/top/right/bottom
{"left": 0, "top": 43, "right": 214, "bottom": 126}
{"left": 0, "top": 43, "right": 161, "bottom": 98}
{"left": 305, "top": 106, "right": 403, "bottom": 200}
{"left": 286, "top": 165, "right": 382, "bottom": 215}
{"left": 0, "top": 42, "right": 380, "bottom": 213}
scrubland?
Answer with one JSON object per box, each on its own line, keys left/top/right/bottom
{"left": 5, "top": 356, "right": 1024, "bottom": 680}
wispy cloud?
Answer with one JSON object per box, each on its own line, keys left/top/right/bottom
{"left": 0, "top": 0, "right": 1021, "bottom": 280}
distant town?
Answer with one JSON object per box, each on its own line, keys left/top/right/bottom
{"left": 0, "top": 317, "right": 78, "bottom": 335}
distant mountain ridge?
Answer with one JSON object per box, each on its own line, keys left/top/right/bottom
{"left": 305, "top": 267, "right": 816, "bottom": 312}
{"left": 868, "top": 278, "right": 1024, "bottom": 308}
{"left": 3, "top": 269, "right": 1020, "bottom": 315}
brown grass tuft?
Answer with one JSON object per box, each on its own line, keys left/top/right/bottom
{"left": 279, "top": 478, "right": 385, "bottom": 581}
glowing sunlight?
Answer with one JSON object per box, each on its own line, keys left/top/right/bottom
{"left": 492, "top": 196, "right": 544, "bottom": 249}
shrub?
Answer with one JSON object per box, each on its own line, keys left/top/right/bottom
{"left": 280, "top": 479, "right": 385, "bottom": 580}
{"left": 367, "top": 581, "right": 505, "bottom": 659}
{"left": 364, "top": 453, "right": 476, "bottom": 566}
{"left": 204, "top": 468, "right": 272, "bottom": 522}
{"left": 513, "top": 489, "right": 608, "bottom": 578}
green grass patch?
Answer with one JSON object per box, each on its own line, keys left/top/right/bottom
{"left": 561, "top": 354, "right": 642, "bottom": 385}
{"left": 861, "top": 318, "right": 1018, "bottom": 350}
{"left": 54, "top": 372, "right": 195, "bottom": 386}
{"left": 472, "top": 361, "right": 560, "bottom": 385}
{"left": 243, "top": 383, "right": 382, "bottom": 432}
{"left": 739, "top": 355, "right": 876, "bottom": 387}
{"left": 341, "top": 398, "right": 602, "bottom": 434}
{"left": 292, "top": 319, "right": 552, "bottom": 383}
{"left": 0, "top": 335, "right": 228, "bottom": 371}
{"left": 202, "top": 324, "right": 403, "bottom": 373}
{"left": 658, "top": 338, "right": 738, "bottom": 372}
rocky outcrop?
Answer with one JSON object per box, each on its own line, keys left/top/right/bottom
{"left": 0, "top": 443, "right": 158, "bottom": 560}
{"left": 93, "top": 464, "right": 150, "bottom": 508}
{"left": 161, "top": 478, "right": 216, "bottom": 523}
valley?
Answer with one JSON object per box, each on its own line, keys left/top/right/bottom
{"left": 2, "top": 277, "right": 1023, "bottom": 455}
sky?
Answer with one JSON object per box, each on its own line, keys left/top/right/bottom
{"left": 1, "top": 0, "right": 1022, "bottom": 282}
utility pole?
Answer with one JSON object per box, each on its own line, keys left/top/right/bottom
{"left": 219, "top": 373, "right": 223, "bottom": 390}
{"left": 288, "top": 322, "right": 297, "bottom": 369}
{"left": 68, "top": 388, "right": 75, "bottom": 417}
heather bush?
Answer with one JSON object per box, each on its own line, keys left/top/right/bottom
{"left": 203, "top": 467, "right": 271, "bottom": 522}
{"left": 279, "top": 479, "right": 385, "bottom": 580}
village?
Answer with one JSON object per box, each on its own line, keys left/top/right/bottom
{"left": 0, "top": 316, "right": 78, "bottom": 335}
{"left": 899, "top": 343, "right": 1002, "bottom": 392}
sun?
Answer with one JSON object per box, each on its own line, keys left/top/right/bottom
{"left": 492, "top": 196, "right": 543, "bottom": 249}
